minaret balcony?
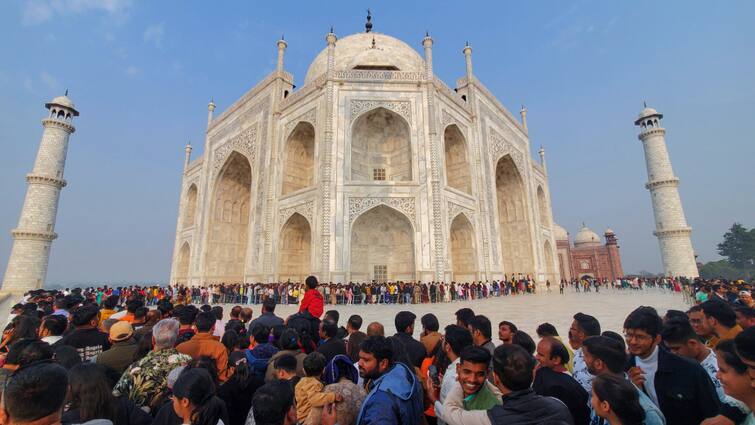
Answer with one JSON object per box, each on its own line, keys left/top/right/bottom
{"left": 41, "top": 118, "right": 76, "bottom": 133}
{"left": 645, "top": 178, "right": 679, "bottom": 190}
{"left": 11, "top": 229, "right": 58, "bottom": 241}
{"left": 26, "top": 174, "right": 67, "bottom": 188}
{"left": 653, "top": 227, "right": 692, "bottom": 237}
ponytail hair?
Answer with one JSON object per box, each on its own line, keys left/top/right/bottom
{"left": 592, "top": 374, "right": 645, "bottom": 425}
{"left": 173, "top": 368, "right": 228, "bottom": 425}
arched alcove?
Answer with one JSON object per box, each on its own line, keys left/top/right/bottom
{"left": 175, "top": 242, "right": 190, "bottom": 284}
{"left": 444, "top": 125, "right": 472, "bottom": 193}
{"left": 183, "top": 184, "right": 198, "bottom": 228}
{"left": 536, "top": 186, "right": 549, "bottom": 227}
{"left": 351, "top": 108, "right": 412, "bottom": 181}
{"left": 450, "top": 214, "right": 477, "bottom": 282}
{"left": 282, "top": 122, "right": 315, "bottom": 195}
{"left": 544, "top": 240, "right": 556, "bottom": 282}
{"left": 206, "top": 152, "right": 251, "bottom": 282}
{"left": 350, "top": 205, "right": 415, "bottom": 281}
{"left": 277, "top": 213, "right": 312, "bottom": 282}
{"left": 495, "top": 155, "right": 534, "bottom": 276}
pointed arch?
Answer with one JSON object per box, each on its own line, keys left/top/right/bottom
{"left": 282, "top": 122, "right": 315, "bottom": 195}
{"left": 450, "top": 213, "right": 477, "bottom": 282}
{"left": 495, "top": 155, "right": 534, "bottom": 275}
{"left": 183, "top": 184, "right": 198, "bottom": 228}
{"left": 350, "top": 204, "right": 415, "bottom": 282}
{"left": 351, "top": 107, "right": 412, "bottom": 181}
{"left": 444, "top": 124, "right": 472, "bottom": 193}
{"left": 543, "top": 240, "right": 556, "bottom": 282}
{"left": 175, "top": 242, "right": 191, "bottom": 284}
{"left": 206, "top": 151, "right": 251, "bottom": 283}
{"left": 536, "top": 185, "right": 549, "bottom": 227}
{"left": 277, "top": 213, "right": 312, "bottom": 282}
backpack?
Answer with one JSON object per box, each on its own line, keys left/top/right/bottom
{"left": 244, "top": 348, "right": 272, "bottom": 377}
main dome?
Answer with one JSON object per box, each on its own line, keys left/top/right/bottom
{"left": 304, "top": 32, "right": 425, "bottom": 84}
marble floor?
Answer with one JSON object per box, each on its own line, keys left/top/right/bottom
{"left": 222, "top": 288, "right": 689, "bottom": 338}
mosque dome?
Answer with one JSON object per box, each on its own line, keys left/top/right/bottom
{"left": 574, "top": 224, "right": 602, "bottom": 247}
{"left": 45, "top": 94, "right": 79, "bottom": 116}
{"left": 552, "top": 223, "right": 569, "bottom": 241}
{"left": 304, "top": 32, "right": 425, "bottom": 84}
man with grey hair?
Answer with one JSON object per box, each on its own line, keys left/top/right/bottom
{"left": 113, "top": 319, "right": 192, "bottom": 412}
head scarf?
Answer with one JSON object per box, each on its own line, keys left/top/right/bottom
{"left": 323, "top": 354, "right": 358, "bottom": 385}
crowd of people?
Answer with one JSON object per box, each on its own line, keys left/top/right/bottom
{"left": 1, "top": 275, "right": 754, "bottom": 425}
{"left": 51, "top": 275, "right": 688, "bottom": 309}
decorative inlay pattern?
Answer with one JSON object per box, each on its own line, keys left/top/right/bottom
{"left": 279, "top": 200, "right": 314, "bottom": 228}
{"left": 348, "top": 197, "right": 416, "bottom": 227}
{"left": 488, "top": 128, "right": 525, "bottom": 172}
{"left": 350, "top": 100, "right": 411, "bottom": 123}
{"left": 284, "top": 108, "right": 317, "bottom": 136}
{"left": 212, "top": 124, "right": 257, "bottom": 175}
{"left": 441, "top": 110, "right": 466, "bottom": 131}
{"left": 448, "top": 201, "right": 474, "bottom": 224}
{"left": 334, "top": 70, "right": 424, "bottom": 81}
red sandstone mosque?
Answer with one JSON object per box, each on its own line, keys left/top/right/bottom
{"left": 553, "top": 223, "right": 624, "bottom": 281}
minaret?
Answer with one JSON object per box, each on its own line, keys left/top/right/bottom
{"left": 276, "top": 36, "right": 287, "bottom": 73}
{"left": 2, "top": 93, "right": 79, "bottom": 293}
{"left": 462, "top": 42, "right": 473, "bottom": 81}
{"left": 520, "top": 105, "right": 528, "bottom": 133}
{"left": 183, "top": 142, "right": 192, "bottom": 173}
{"left": 538, "top": 145, "right": 547, "bottom": 173}
{"left": 635, "top": 105, "right": 698, "bottom": 277}
{"left": 207, "top": 98, "right": 215, "bottom": 128}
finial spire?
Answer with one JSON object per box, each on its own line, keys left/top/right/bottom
{"left": 365, "top": 9, "right": 373, "bottom": 33}
{"left": 425, "top": 30, "right": 429, "bottom": 37}
{"left": 64, "top": 88, "right": 68, "bottom": 96}
{"left": 330, "top": 25, "right": 334, "bottom": 33}
{"left": 643, "top": 100, "right": 647, "bottom": 108}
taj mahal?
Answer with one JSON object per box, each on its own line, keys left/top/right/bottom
{"left": 168, "top": 20, "right": 560, "bottom": 286}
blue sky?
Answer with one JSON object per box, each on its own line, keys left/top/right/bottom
{"left": 1, "top": 1, "right": 753, "bottom": 285}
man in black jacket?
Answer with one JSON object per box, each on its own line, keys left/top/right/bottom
{"left": 316, "top": 320, "right": 346, "bottom": 363}
{"left": 392, "top": 311, "right": 427, "bottom": 368}
{"left": 625, "top": 306, "right": 720, "bottom": 425}
{"left": 533, "top": 337, "right": 590, "bottom": 425}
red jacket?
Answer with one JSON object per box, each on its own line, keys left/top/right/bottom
{"left": 299, "top": 289, "right": 324, "bottom": 319}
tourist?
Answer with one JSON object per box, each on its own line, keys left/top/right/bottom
{"left": 317, "top": 320, "right": 347, "bottom": 363}
{"left": 211, "top": 306, "right": 225, "bottom": 338}
{"left": 218, "top": 351, "right": 265, "bottom": 425}
{"left": 345, "top": 314, "right": 367, "bottom": 363}
{"left": 392, "top": 311, "right": 426, "bottom": 369}
{"left": 734, "top": 326, "right": 755, "bottom": 384}
{"left": 536, "top": 322, "right": 574, "bottom": 372}
{"left": 63, "top": 363, "right": 152, "bottom": 425}
{"left": 533, "top": 336, "right": 590, "bottom": 425}
{"left": 272, "top": 354, "right": 301, "bottom": 386}
{"left": 176, "top": 305, "right": 199, "bottom": 345}
{"left": 171, "top": 368, "right": 229, "bottom": 425}
{"left": 365, "top": 322, "right": 384, "bottom": 337}
{"left": 299, "top": 276, "right": 324, "bottom": 319}
{"left": 324, "top": 310, "right": 348, "bottom": 339}
{"left": 354, "top": 336, "right": 423, "bottom": 424}
{"left": 0, "top": 363, "right": 69, "bottom": 425}
{"left": 469, "top": 315, "right": 496, "bottom": 358}
{"left": 307, "top": 354, "right": 365, "bottom": 425}
{"left": 568, "top": 312, "right": 601, "bottom": 393}
{"left": 590, "top": 374, "right": 646, "bottom": 425}
{"left": 419, "top": 313, "right": 442, "bottom": 355}
{"left": 624, "top": 306, "right": 720, "bottom": 424}
{"left": 244, "top": 323, "right": 279, "bottom": 377}
{"left": 714, "top": 340, "right": 755, "bottom": 423}
{"left": 114, "top": 318, "right": 193, "bottom": 412}
{"left": 436, "top": 324, "right": 474, "bottom": 414}
{"left": 248, "top": 298, "right": 284, "bottom": 330}
{"left": 433, "top": 344, "right": 573, "bottom": 425}
{"left": 511, "top": 330, "right": 536, "bottom": 356}
{"left": 60, "top": 304, "right": 111, "bottom": 361}
{"left": 735, "top": 306, "right": 755, "bottom": 329}
{"left": 250, "top": 380, "right": 297, "bottom": 425}
{"left": 265, "top": 328, "right": 306, "bottom": 382}
{"left": 295, "top": 352, "right": 340, "bottom": 422}
{"left": 96, "top": 321, "right": 139, "bottom": 374}
{"left": 701, "top": 300, "right": 744, "bottom": 347}
{"left": 0, "top": 315, "right": 39, "bottom": 355}
{"left": 38, "top": 314, "right": 66, "bottom": 345}
{"left": 0, "top": 339, "right": 54, "bottom": 389}
{"left": 455, "top": 308, "right": 475, "bottom": 328}
{"left": 497, "top": 320, "right": 517, "bottom": 345}
{"left": 176, "top": 311, "right": 230, "bottom": 381}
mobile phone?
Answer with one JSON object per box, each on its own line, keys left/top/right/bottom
{"left": 428, "top": 365, "right": 440, "bottom": 386}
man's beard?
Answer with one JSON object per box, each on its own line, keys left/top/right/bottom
{"left": 359, "top": 367, "right": 382, "bottom": 380}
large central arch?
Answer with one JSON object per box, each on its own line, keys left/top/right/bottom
{"left": 281, "top": 122, "right": 315, "bottom": 195}
{"left": 450, "top": 214, "right": 477, "bottom": 282}
{"left": 495, "top": 155, "right": 534, "bottom": 276}
{"left": 351, "top": 108, "right": 412, "bottom": 181}
{"left": 350, "top": 205, "right": 415, "bottom": 282}
{"left": 444, "top": 125, "right": 472, "bottom": 194}
{"left": 206, "top": 152, "right": 251, "bottom": 282}
{"left": 277, "top": 213, "right": 312, "bottom": 282}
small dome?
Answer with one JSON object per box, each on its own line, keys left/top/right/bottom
{"left": 45, "top": 95, "right": 79, "bottom": 116}
{"left": 634, "top": 106, "right": 662, "bottom": 125}
{"left": 604, "top": 227, "right": 615, "bottom": 235}
{"left": 552, "top": 223, "right": 569, "bottom": 241}
{"left": 574, "top": 224, "right": 602, "bottom": 247}
{"left": 304, "top": 32, "right": 425, "bottom": 84}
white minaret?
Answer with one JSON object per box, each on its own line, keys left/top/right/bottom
{"left": 635, "top": 105, "right": 698, "bottom": 278}
{"left": 2, "top": 93, "right": 79, "bottom": 294}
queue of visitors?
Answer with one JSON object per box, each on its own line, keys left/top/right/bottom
{"left": 1, "top": 275, "right": 754, "bottom": 425}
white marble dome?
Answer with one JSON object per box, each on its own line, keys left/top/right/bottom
{"left": 574, "top": 224, "right": 602, "bottom": 247}
{"left": 305, "top": 32, "right": 425, "bottom": 83}
{"left": 45, "top": 95, "right": 79, "bottom": 115}
{"left": 635, "top": 106, "right": 662, "bottom": 125}
{"left": 552, "top": 223, "right": 569, "bottom": 241}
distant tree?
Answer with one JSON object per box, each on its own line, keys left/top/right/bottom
{"left": 699, "top": 260, "right": 747, "bottom": 280}
{"left": 717, "top": 223, "right": 755, "bottom": 268}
